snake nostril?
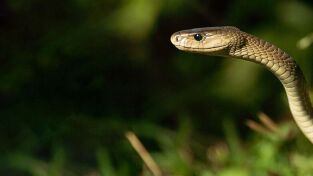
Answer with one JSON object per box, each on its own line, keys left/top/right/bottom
{"left": 175, "top": 36, "right": 180, "bottom": 42}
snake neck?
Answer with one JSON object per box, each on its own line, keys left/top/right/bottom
{"left": 229, "top": 33, "right": 313, "bottom": 142}
{"left": 229, "top": 33, "right": 295, "bottom": 78}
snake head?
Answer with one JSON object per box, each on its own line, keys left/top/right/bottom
{"left": 170, "top": 26, "right": 243, "bottom": 56}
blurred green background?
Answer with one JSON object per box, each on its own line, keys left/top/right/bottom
{"left": 1, "top": 0, "right": 313, "bottom": 175}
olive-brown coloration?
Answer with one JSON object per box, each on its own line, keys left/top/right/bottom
{"left": 171, "top": 26, "right": 313, "bottom": 143}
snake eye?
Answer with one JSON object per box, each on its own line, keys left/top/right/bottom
{"left": 194, "top": 33, "right": 203, "bottom": 41}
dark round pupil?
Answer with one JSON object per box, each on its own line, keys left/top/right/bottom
{"left": 194, "top": 34, "right": 203, "bottom": 41}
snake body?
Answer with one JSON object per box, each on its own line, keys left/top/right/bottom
{"left": 170, "top": 26, "right": 313, "bottom": 143}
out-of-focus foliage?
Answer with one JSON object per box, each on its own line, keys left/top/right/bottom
{"left": 0, "top": 0, "right": 313, "bottom": 175}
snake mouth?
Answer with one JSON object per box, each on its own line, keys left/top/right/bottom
{"left": 177, "top": 44, "right": 227, "bottom": 50}
{"left": 174, "top": 44, "right": 228, "bottom": 53}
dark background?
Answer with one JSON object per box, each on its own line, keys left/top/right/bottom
{"left": 1, "top": 0, "right": 313, "bottom": 175}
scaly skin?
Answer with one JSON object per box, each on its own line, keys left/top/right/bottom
{"left": 170, "top": 26, "right": 313, "bottom": 143}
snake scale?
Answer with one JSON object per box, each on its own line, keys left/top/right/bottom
{"left": 170, "top": 26, "right": 313, "bottom": 143}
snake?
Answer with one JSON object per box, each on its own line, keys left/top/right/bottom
{"left": 170, "top": 26, "right": 313, "bottom": 143}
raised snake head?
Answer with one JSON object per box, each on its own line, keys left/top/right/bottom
{"left": 170, "top": 26, "right": 245, "bottom": 56}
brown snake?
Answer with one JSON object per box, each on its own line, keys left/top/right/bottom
{"left": 170, "top": 26, "right": 313, "bottom": 143}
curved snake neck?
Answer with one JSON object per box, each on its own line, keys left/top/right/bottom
{"left": 171, "top": 26, "right": 313, "bottom": 143}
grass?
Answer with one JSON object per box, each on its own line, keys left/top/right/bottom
{"left": 2, "top": 112, "right": 313, "bottom": 176}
